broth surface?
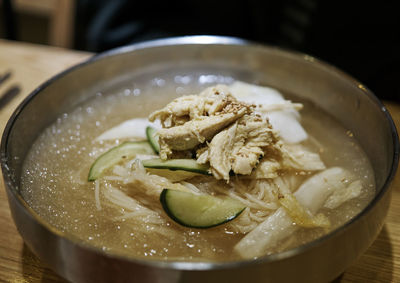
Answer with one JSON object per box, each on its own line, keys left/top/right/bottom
{"left": 21, "top": 74, "right": 375, "bottom": 261}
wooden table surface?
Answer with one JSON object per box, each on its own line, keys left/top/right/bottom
{"left": 0, "top": 39, "right": 399, "bottom": 283}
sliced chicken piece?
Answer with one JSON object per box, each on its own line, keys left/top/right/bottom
{"left": 149, "top": 85, "right": 247, "bottom": 127}
{"left": 202, "top": 114, "right": 280, "bottom": 181}
{"left": 149, "top": 85, "right": 251, "bottom": 159}
{"left": 206, "top": 121, "right": 238, "bottom": 180}
{"left": 149, "top": 95, "right": 204, "bottom": 127}
{"left": 231, "top": 115, "right": 279, "bottom": 175}
{"left": 158, "top": 109, "right": 248, "bottom": 159}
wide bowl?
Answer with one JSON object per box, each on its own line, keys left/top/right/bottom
{"left": 1, "top": 36, "right": 398, "bottom": 283}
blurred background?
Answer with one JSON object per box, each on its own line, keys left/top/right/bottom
{"left": 0, "top": 0, "right": 399, "bottom": 101}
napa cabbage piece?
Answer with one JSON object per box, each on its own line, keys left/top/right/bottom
{"left": 234, "top": 167, "right": 362, "bottom": 258}
{"left": 248, "top": 144, "right": 326, "bottom": 180}
{"left": 323, "top": 180, "right": 363, "bottom": 209}
{"left": 281, "top": 144, "right": 326, "bottom": 171}
{"left": 278, "top": 193, "right": 330, "bottom": 228}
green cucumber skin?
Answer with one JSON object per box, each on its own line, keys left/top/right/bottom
{"left": 146, "top": 126, "right": 160, "bottom": 153}
{"left": 88, "top": 141, "right": 155, "bottom": 181}
{"left": 142, "top": 158, "right": 211, "bottom": 175}
{"left": 160, "top": 189, "right": 245, "bottom": 229}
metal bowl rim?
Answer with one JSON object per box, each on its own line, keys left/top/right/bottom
{"left": 1, "top": 35, "right": 398, "bottom": 271}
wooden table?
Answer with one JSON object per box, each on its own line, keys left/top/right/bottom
{"left": 0, "top": 39, "right": 399, "bottom": 283}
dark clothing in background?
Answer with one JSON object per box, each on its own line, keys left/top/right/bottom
{"left": 74, "top": 0, "right": 400, "bottom": 101}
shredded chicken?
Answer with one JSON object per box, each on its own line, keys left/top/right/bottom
{"left": 149, "top": 85, "right": 252, "bottom": 159}
{"left": 156, "top": 110, "right": 249, "bottom": 159}
{"left": 149, "top": 85, "right": 285, "bottom": 180}
{"left": 198, "top": 114, "right": 281, "bottom": 181}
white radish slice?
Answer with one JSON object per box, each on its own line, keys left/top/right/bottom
{"left": 267, "top": 111, "right": 307, "bottom": 144}
{"left": 95, "top": 118, "right": 161, "bottom": 141}
{"left": 229, "top": 81, "right": 285, "bottom": 105}
{"left": 229, "top": 81, "right": 307, "bottom": 143}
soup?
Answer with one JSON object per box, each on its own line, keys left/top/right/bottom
{"left": 20, "top": 78, "right": 375, "bottom": 261}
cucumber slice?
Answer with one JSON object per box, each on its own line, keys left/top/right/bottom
{"left": 147, "top": 168, "right": 201, "bottom": 182}
{"left": 142, "top": 158, "right": 210, "bottom": 175}
{"left": 88, "top": 141, "right": 155, "bottom": 181}
{"left": 146, "top": 126, "right": 160, "bottom": 153}
{"left": 160, "top": 189, "right": 246, "bottom": 228}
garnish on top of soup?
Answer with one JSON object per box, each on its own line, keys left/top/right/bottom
{"left": 21, "top": 80, "right": 375, "bottom": 260}
{"left": 149, "top": 84, "right": 281, "bottom": 181}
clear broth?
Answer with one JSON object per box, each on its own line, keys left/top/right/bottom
{"left": 21, "top": 74, "right": 375, "bottom": 261}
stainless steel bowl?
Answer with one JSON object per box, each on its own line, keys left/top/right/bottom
{"left": 1, "top": 36, "right": 398, "bottom": 283}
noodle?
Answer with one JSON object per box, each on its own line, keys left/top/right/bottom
{"left": 94, "top": 180, "right": 101, "bottom": 211}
